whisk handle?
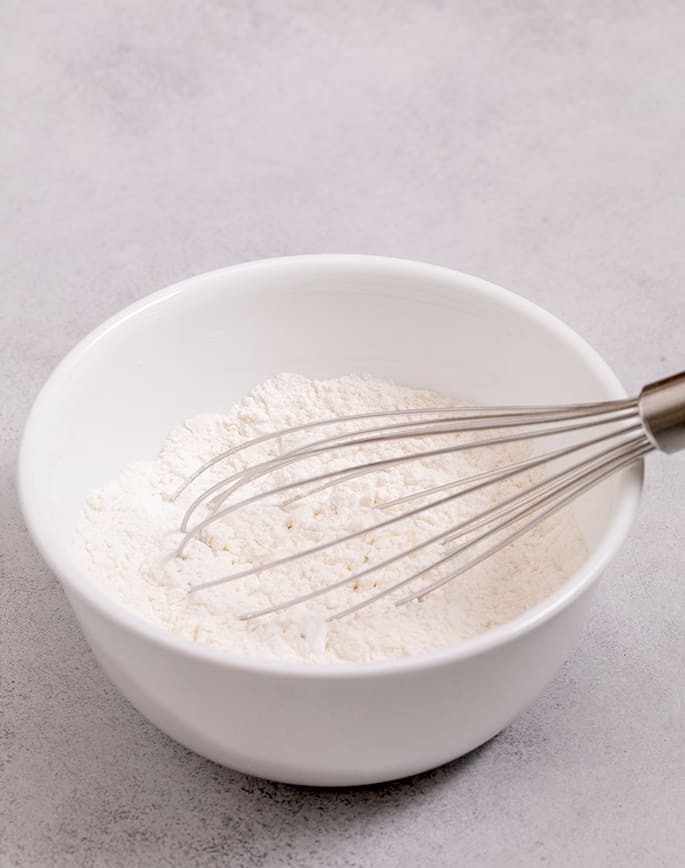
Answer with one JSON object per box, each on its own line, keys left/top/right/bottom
{"left": 639, "top": 371, "right": 685, "bottom": 453}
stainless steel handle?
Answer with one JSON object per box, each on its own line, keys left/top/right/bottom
{"left": 638, "top": 371, "right": 685, "bottom": 453}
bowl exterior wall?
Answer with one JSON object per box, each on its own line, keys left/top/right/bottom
{"left": 67, "top": 584, "right": 595, "bottom": 785}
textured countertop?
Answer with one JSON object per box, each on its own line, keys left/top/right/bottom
{"left": 2, "top": 2, "right": 684, "bottom": 866}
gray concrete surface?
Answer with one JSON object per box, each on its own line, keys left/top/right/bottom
{"left": 2, "top": 1, "right": 684, "bottom": 865}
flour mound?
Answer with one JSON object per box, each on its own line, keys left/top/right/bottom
{"left": 74, "top": 374, "right": 586, "bottom": 663}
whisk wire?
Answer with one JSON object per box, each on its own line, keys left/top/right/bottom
{"left": 175, "top": 371, "right": 685, "bottom": 619}
{"left": 394, "top": 439, "right": 652, "bottom": 608}
{"left": 172, "top": 397, "right": 638, "bottom": 501}
{"left": 178, "top": 406, "right": 639, "bottom": 546}
{"left": 240, "top": 434, "right": 651, "bottom": 620}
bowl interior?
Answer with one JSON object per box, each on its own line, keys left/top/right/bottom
{"left": 21, "top": 256, "right": 640, "bottom": 600}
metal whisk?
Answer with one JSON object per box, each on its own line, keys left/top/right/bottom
{"left": 174, "top": 371, "right": 685, "bottom": 620}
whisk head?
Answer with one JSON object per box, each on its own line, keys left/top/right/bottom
{"left": 171, "top": 393, "right": 659, "bottom": 621}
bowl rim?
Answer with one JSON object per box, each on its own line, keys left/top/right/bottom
{"left": 17, "top": 254, "right": 643, "bottom": 679}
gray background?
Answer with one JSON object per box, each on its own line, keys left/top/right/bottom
{"left": 2, "top": 1, "right": 684, "bottom": 866}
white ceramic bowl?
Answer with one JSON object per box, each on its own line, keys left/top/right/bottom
{"left": 19, "top": 255, "right": 642, "bottom": 786}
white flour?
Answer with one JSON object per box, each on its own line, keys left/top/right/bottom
{"left": 74, "top": 374, "right": 586, "bottom": 663}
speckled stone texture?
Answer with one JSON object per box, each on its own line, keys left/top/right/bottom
{"left": 2, "top": 1, "right": 684, "bottom": 865}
